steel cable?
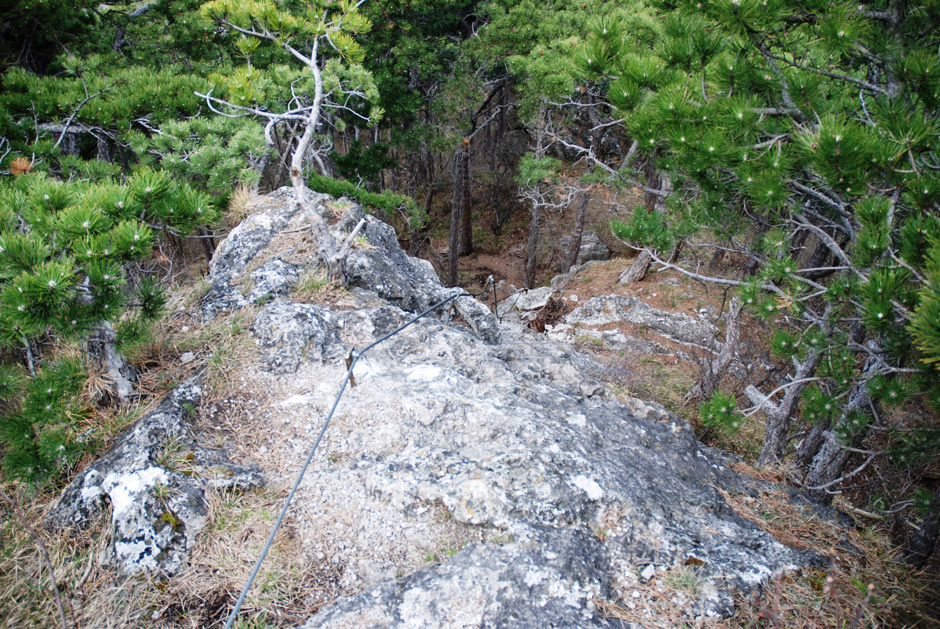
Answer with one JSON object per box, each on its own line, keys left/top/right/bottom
{"left": 223, "top": 284, "right": 491, "bottom": 628}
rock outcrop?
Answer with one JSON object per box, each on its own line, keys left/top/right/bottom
{"left": 55, "top": 188, "right": 822, "bottom": 621}
{"left": 546, "top": 294, "right": 719, "bottom": 362}
{"left": 558, "top": 230, "right": 610, "bottom": 266}
{"left": 49, "top": 375, "right": 264, "bottom": 576}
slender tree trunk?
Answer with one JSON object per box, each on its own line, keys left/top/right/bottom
{"left": 197, "top": 227, "right": 215, "bottom": 264}
{"left": 448, "top": 147, "right": 470, "bottom": 287}
{"left": 459, "top": 151, "right": 473, "bottom": 256}
{"left": 86, "top": 321, "right": 137, "bottom": 403}
{"left": 708, "top": 248, "right": 726, "bottom": 272}
{"left": 795, "top": 420, "right": 829, "bottom": 469}
{"left": 905, "top": 487, "right": 940, "bottom": 567}
{"left": 800, "top": 236, "right": 835, "bottom": 279}
{"left": 685, "top": 298, "right": 743, "bottom": 402}
{"left": 747, "top": 351, "right": 821, "bottom": 466}
{"left": 804, "top": 354, "right": 878, "bottom": 504}
{"left": 620, "top": 249, "right": 652, "bottom": 283}
{"left": 524, "top": 191, "right": 541, "bottom": 289}
{"left": 668, "top": 238, "right": 684, "bottom": 263}
{"left": 564, "top": 192, "right": 589, "bottom": 273}
{"left": 644, "top": 161, "right": 671, "bottom": 213}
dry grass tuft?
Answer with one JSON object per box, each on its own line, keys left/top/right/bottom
{"left": 291, "top": 268, "right": 345, "bottom": 304}
{"left": 146, "top": 487, "right": 343, "bottom": 627}
{"left": 598, "top": 563, "right": 710, "bottom": 628}
{"left": 0, "top": 486, "right": 114, "bottom": 629}
{"left": 227, "top": 184, "right": 259, "bottom": 227}
{"left": 723, "top": 482, "right": 936, "bottom": 627}
{"left": 0, "top": 485, "right": 343, "bottom": 629}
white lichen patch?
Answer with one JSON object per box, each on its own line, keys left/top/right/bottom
{"left": 407, "top": 364, "right": 441, "bottom": 381}
{"left": 103, "top": 466, "right": 168, "bottom": 518}
{"left": 569, "top": 474, "right": 604, "bottom": 501}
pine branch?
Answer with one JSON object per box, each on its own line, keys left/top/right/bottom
{"left": 548, "top": 135, "right": 671, "bottom": 197}
{"left": 52, "top": 92, "right": 100, "bottom": 151}
{"left": 804, "top": 450, "right": 884, "bottom": 491}
{"left": 763, "top": 50, "right": 889, "bottom": 96}
{"left": 791, "top": 212, "right": 859, "bottom": 276}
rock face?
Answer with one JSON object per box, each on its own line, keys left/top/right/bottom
{"left": 284, "top": 311, "right": 815, "bottom": 626}
{"left": 49, "top": 375, "right": 264, "bottom": 575}
{"left": 56, "top": 188, "right": 820, "bottom": 620}
{"left": 546, "top": 294, "right": 719, "bottom": 361}
{"left": 201, "top": 188, "right": 500, "bottom": 345}
{"left": 559, "top": 230, "right": 610, "bottom": 266}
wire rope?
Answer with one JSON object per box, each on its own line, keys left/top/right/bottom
{"left": 223, "top": 284, "right": 490, "bottom": 628}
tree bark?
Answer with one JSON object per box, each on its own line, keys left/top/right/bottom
{"left": 803, "top": 353, "right": 878, "bottom": 504}
{"left": 564, "top": 192, "right": 590, "bottom": 273}
{"left": 905, "top": 487, "right": 940, "bottom": 567}
{"left": 86, "top": 321, "right": 137, "bottom": 403}
{"left": 459, "top": 149, "right": 473, "bottom": 256}
{"left": 448, "top": 147, "right": 470, "bottom": 287}
{"left": 668, "top": 238, "right": 684, "bottom": 264}
{"left": 795, "top": 420, "right": 829, "bottom": 469}
{"left": 619, "top": 249, "right": 652, "bottom": 284}
{"left": 524, "top": 190, "right": 541, "bottom": 289}
{"left": 748, "top": 351, "right": 821, "bottom": 466}
{"left": 685, "top": 298, "right": 743, "bottom": 403}
{"left": 707, "top": 248, "right": 726, "bottom": 272}
{"left": 643, "top": 159, "right": 671, "bottom": 213}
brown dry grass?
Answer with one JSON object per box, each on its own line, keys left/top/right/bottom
{"left": 144, "top": 487, "right": 343, "bottom": 628}
{"left": 598, "top": 462, "right": 939, "bottom": 628}
{"left": 226, "top": 184, "right": 260, "bottom": 228}
{"left": 0, "top": 483, "right": 342, "bottom": 629}
{"left": 0, "top": 487, "right": 113, "bottom": 629}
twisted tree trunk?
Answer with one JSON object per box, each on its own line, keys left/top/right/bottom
{"left": 86, "top": 321, "right": 137, "bottom": 403}
{"left": 747, "top": 351, "right": 821, "bottom": 466}
{"left": 564, "top": 192, "right": 589, "bottom": 273}
{"left": 685, "top": 298, "right": 743, "bottom": 403}
{"left": 803, "top": 351, "right": 879, "bottom": 504}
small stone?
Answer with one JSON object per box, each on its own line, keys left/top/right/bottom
{"left": 640, "top": 564, "right": 657, "bottom": 581}
{"left": 179, "top": 351, "right": 195, "bottom": 364}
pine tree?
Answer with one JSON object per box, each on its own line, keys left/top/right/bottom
{"left": 198, "top": 0, "right": 382, "bottom": 282}
{"left": 0, "top": 168, "right": 220, "bottom": 485}
{"left": 577, "top": 1, "right": 940, "bottom": 506}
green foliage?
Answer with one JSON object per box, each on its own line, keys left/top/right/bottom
{"left": 610, "top": 208, "right": 675, "bottom": 253}
{"left": 1, "top": 64, "right": 211, "bottom": 154}
{"left": 0, "top": 171, "right": 204, "bottom": 344}
{"left": 308, "top": 174, "right": 425, "bottom": 229}
{"left": 514, "top": 153, "right": 562, "bottom": 188}
{"left": 0, "top": 359, "right": 86, "bottom": 485}
{"left": 574, "top": 0, "right": 940, "bottom": 482}
{"left": 0, "top": 167, "right": 207, "bottom": 484}
{"left": 331, "top": 139, "right": 397, "bottom": 189}
{"left": 129, "top": 117, "right": 268, "bottom": 206}
{"left": 358, "top": 0, "right": 475, "bottom": 127}
{"left": 0, "top": 1, "right": 99, "bottom": 73}
{"left": 699, "top": 390, "right": 740, "bottom": 433}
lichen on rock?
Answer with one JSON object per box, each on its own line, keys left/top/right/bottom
{"left": 48, "top": 375, "right": 264, "bottom": 576}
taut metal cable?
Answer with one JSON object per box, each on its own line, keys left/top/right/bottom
{"left": 223, "top": 285, "right": 489, "bottom": 629}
